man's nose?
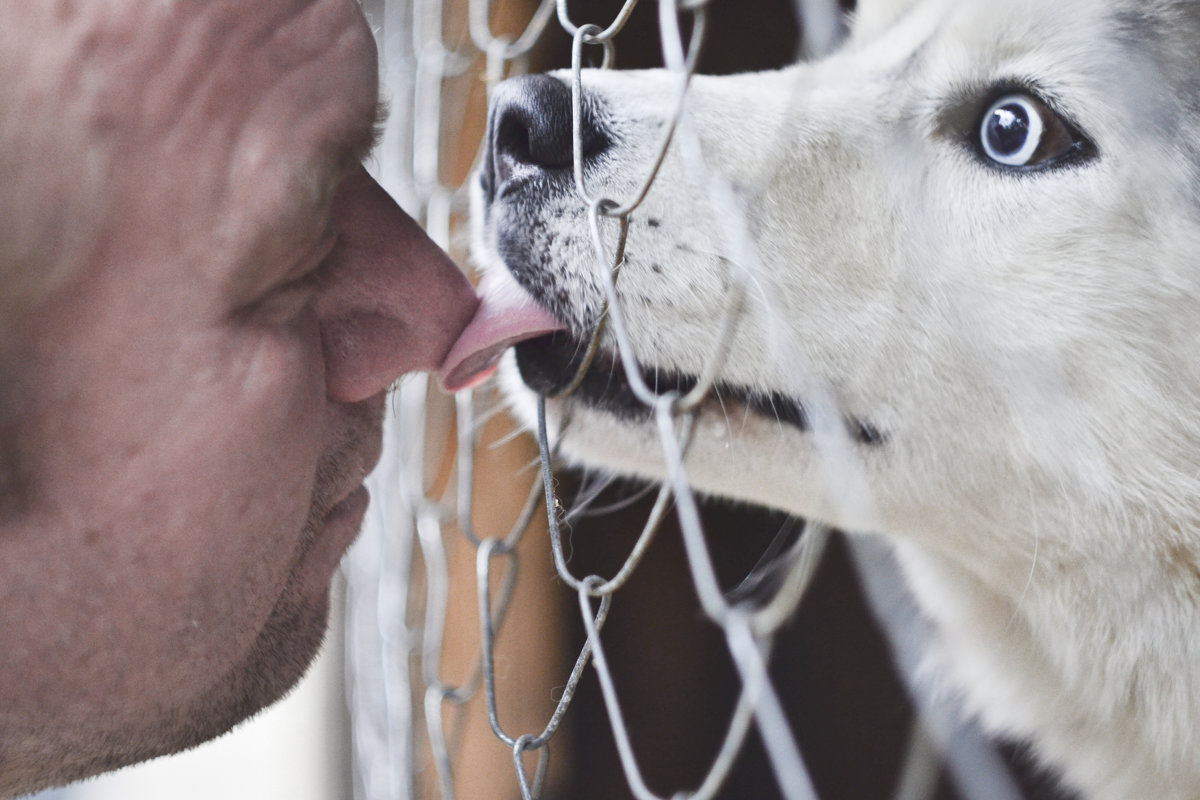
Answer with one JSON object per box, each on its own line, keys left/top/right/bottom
{"left": 316, "top": 167, "right": 480, "bottom": 403}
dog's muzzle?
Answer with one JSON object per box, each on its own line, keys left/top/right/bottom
{"left": 440, "top": 74, "right": 608, "bottom": 393}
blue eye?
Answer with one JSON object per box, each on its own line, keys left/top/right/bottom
{"left": 975, "top": 90, "right": 1094, "bottom": 170}
{"left": 980, "top": 94, "right": 1045, "bottom": 166}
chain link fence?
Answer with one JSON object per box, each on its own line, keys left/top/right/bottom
{"left": 345, "top": 2, "right": 1029, "bottom": 799}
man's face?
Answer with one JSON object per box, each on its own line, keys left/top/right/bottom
{"left": 0, "top": 1, "right": 477, "bottom": 793}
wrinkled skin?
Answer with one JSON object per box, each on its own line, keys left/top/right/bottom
{"left": 0, "top": 1, "right": 478, "bottom": 795}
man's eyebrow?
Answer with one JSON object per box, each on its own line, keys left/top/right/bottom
{"left": 332, "top": 100, "right": 389, "bottom": 178}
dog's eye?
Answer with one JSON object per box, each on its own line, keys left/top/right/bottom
{"left": 978, "top": 93, "right": 1083, "bottom": 169}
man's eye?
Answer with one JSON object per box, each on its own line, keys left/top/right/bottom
{"left": 977, "top": 92, "right": 1095, "bottom": 170}
{"left": 243, "top": 252, "right": 335, "bottom": 327}
{"left": 244, "top": 273, "right": 321, "bottom": 325}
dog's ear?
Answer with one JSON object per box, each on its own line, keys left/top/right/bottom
{"left": 847, "top": 0, "right": 920, "bottom": 39}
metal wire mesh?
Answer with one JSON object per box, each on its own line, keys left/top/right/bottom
{"left": 345, "top": 2, "right": 1019, "bottom": 799}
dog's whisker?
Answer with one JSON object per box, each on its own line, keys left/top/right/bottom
{"left": 713, "top": 384, "right": 735, "bottom": 443}
{"left": 571, "top": 479, "right": 663, "bottom": 519}
{"left": 488, "top": 422, "right": 535, "bottom": 451}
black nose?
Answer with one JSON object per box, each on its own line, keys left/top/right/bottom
{"left": 482, "top": 74, "right": 609, "bottom": 203}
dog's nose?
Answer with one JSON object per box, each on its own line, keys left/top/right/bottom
{"left": 483, "top": 74, "right": 608, "bottom": 202}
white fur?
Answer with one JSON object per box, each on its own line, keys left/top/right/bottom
{"left": 474, "top": 0, "right": 1200, "bottom": 796}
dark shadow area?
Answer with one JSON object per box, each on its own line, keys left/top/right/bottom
{"left": 534, "top": 0, "right": 803, "bottom": 74}
{"left": 549, "top": 476, "right": 1078, "bottom": 800}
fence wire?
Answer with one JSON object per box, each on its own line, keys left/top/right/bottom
{"left": 345, "top": 1, "right": 1019, "bottom": 799}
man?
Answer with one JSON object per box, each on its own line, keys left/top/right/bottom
{"left": 0, "top": 1, "right": 479, "bottom": 796}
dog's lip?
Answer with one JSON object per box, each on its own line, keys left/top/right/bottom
{"left": 438, "top": 268, "right": 567, "bottom": 392}
{"left": 516, "top": 333, "right": 884, "bottom": 446}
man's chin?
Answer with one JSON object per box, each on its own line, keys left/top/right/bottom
{"left": 13, "top": 583, "right": 334, "bottom": 799}
{"left": 175, "top": 580, "right": 333, "bottom": 749}
{"left": 171, "top": 490, "right": 360, "bottom": 754}
{"left": 171, "top": 483, "right": 364, "bottom": 752}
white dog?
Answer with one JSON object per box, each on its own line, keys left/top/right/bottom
{"left": 441, "top": 0, "right": 1200, "bottom": 797}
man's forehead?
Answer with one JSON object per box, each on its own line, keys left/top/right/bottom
{"left": 2, "top": 0, "right": 380, "bottom": 268}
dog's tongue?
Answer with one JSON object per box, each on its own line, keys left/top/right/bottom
{"left": 439, "top": 269, "right": 566, "bottom": 392}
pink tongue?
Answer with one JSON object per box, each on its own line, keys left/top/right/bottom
{"left": 438, "top": 269, "right": 566, "bottom": 392}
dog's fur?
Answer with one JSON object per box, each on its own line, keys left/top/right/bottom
{"left": 472, "top": 1, "right": 1200, "bottom": 797}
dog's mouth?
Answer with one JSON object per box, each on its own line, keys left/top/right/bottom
{"left": 514, "top": 332, "right": 882, "bottom": 445}
{"left": 438, "top": 268, "right": 881, "bottom": 445}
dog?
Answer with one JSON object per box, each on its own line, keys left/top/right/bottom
{"left": 440, "top": 0, "right": 1200, "bottom": 797}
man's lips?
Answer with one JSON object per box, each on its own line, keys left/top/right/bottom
{"left": 295, "top": 483, "right": 370, "bottom": 590}
{"left": 438, "top": 268, "right": 567, "bottom": 392}
{"left": 326, "top": 484, "right": 370, "bottom": 527}
{"left": 305, "top": 405, "right": 384, "bottom": 563}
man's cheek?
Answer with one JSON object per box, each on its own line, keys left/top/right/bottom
{"left": 164, "top": 332, "right": 327, "bottom": 659}
{"left": 228, "top": 329, "right": 326, "bottom": 550}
